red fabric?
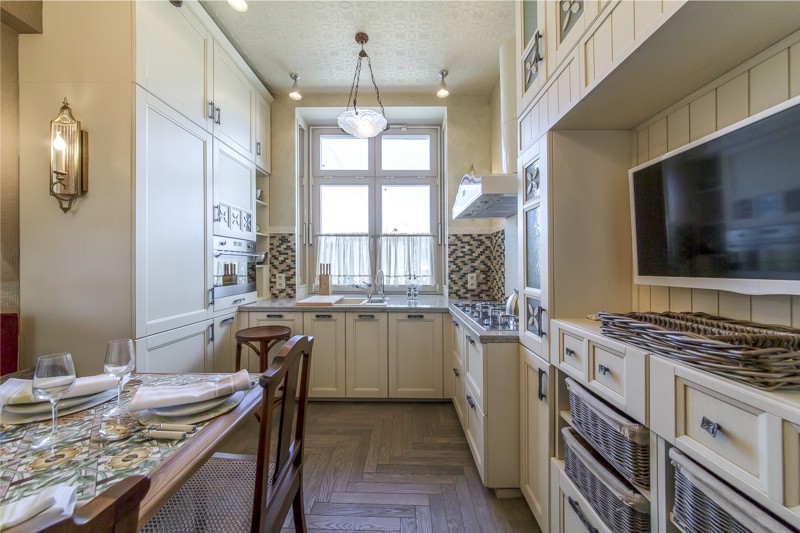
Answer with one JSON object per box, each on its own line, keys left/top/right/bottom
{"left": 1, "top": 313, "right": 19, "bottom": 375}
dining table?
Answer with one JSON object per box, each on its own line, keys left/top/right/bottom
{"left": 0, "top": 372, "right": 263, "bottom": 528}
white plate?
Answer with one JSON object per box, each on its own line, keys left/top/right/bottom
{"left": 149, "top": 394, "right": 233, "bottom": 416}
{"left": 2, "top": 393, "right": 106, "bottom": 415}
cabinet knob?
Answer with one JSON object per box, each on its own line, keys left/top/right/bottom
{"left": 452, "top": 367, "right": 460, "bottom": 377}
{"left": 565, "top": 347, "right": 575, "bottom": 358}
{"left": 466, "top": 335, "right": 475, "bottom": 345}
{"left": 466, "top": 394, "right": 475, "bottom": 409}
{"left": 700, "top": 416, "right": 721, "bottom": 438}
{"left": 598, "top": 364, "right": 611, "bottom": 376}
{"left": 452, "top": 319, "right": 460, "bottom": 327}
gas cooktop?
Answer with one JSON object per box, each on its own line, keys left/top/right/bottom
{"left": 451, "top": 300, "right": 518, "bottom": 331}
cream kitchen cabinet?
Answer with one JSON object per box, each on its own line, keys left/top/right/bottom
{"left": 135, "top": 319, "right": 212, "bottom": 373}
{"left": 517, "top": 0, "right": 547, "bottom": 112}
{"left": 448, "top": 316, "right": 467, "bottom": 425}
{"left": 242, "top": 311, "right": 302, "bottom": 372}
{"left": 211, "top": 312, "right": 238, "bottom": 373}
{"left": 388, "top": 313, "right": 443, "bottom": 398}
{"left": 134, "top": 88, "right": 212, "bottom": 339}
{"left": 521, "top": 345, "right": 553, "bottom": 531}
{"left": 135, "top": 0, "right": 213, "bottom": 132}
{"left": 213, "top": 42, "right": 255, "bottom": 160}
{"left": 346, "top": 312, "right": 388, "bottom": 398}
{"left": 255, "top": 96, "right": 271, "bottom": 174}
{"left": 304, "top": 312, "right": 347, "bottom": 398}
{"left": 549, "top": 458, "right": 612, "bottom": 533}
{"left": 213, "top": 139, "right": 256, "bottom": 240}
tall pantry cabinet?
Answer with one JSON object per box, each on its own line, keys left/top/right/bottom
{"left": 18, "top": 0, "right": 271, "bottom": 375}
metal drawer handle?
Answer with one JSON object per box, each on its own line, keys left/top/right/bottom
{"left": 701, "top": 416, "right": 721, "bottom": 438}
{"left": 408, "top": 314, "right": 424, "bottom": 319}
{"left": 208, "top": 100, "right": 214, "bottom": 119}
{"left": 598, "top": 364, "right": 611, "bottom": 376}
{"left": 265, "top": 314, "right": 283, "bottom": 319}
{"left": 537, "top": 367, "right": 546, "bottom": 401}
{"left": 466, "top": 394, "right": 475, "bottom": 409}
{"left": 466, "top": 335, "right": 476, "bottom": 345}
{"left": 315, "top": 314, "right": 332, "bottom": 319}
{"left": 256, "top": 141, "right": 262, "bottom": 156}
{"left": 358, "top": 314, "right": 375, "bottom": 319}
{"left": 208, "top": 288, "right": 214, "bottom": 307}
{"left": 232, "top": 298, "right": 246, "bottom": 305}
{"left": 452, "top": 319, "right": 460, "bottom": 327}
{"left": 452, "top": 367, "right": 460, "bottom": 377}
{"left": 215, "top": 106, "right": 221, "bottom": 124}
{"left": 565, "top": 347, "right": 575, "bottom": 358}
{"left": 568, "top": 497, "right": 598, "bottom": 533}
{"left": 219, "top": 317, "right": 234, "bottom": 326}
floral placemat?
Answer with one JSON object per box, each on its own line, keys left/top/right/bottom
{"left": 0, "top": 373, "right": 255, "bottom": 509}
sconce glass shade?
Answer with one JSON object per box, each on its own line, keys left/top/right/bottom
{"left": 50, "top": 98, "right": 86, "bottom": 212}
{"left": 289, "top": 73, "right": 302, "bottom": 100}
{"left": 227, "top": 0, "right": 248, "bottom": 11}
{"left": 437, "top": 69, "right": 450, "bottom": 98}
{"left": 337, "top": 109, "right": 388, "bottom": 139}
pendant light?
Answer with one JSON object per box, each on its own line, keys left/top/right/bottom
{"left": 436, "top": 69, "right": 450, "bottom": 98}
{"left": 337, "top": 32, "right": 389, "bottom": 139}
{"left": 289, "top": 73, "right": 302, "bottom": 101}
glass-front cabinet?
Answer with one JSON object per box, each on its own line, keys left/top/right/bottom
{"left": 518, "top": 0, "right": 547, "bottom": 110}
{"left": 518, "top": 133, "right": 549, "bottom": 359}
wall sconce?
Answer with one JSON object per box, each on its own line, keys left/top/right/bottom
{"left": 436, "top": 69, "right": 450, "bottom": 98}
{"left": 50, "top": 98, "right": 88, "bottom": 213}
{"left": 289, "top": 73, "right": 302, "bottom": 101}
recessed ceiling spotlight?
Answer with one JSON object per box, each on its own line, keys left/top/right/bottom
{"left": 227, "top": 0, "right": 248, "bottom": 12}
{"left": 289, "top": 73, "right": 302, "bottom": 101}
{"left": 437, "top": 69, "right": 449, "bottom": 98}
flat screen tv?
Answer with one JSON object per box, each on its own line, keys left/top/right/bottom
{"left": 630, "top": 96, "right": 800, "bottom": 296}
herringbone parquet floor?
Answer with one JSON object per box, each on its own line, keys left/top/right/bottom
{"left": 219, "top": 401, "right": 541, "bottom": 533}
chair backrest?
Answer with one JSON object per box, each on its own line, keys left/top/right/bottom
{"left": 252, "top": 334, "right": 313, "bottom": 532}
{"left": 4, "top": 475, "right": 150, "bottom": 533}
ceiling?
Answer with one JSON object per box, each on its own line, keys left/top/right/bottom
{"left": 200, "top": 0, "right": 516, "bottom": 98}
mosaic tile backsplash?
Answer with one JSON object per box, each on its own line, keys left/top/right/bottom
{"left": 269, "top": 233, "right": 296, "bottom": 299}
{"left": 448, "top": 231, "right": 505, "bottom": 301}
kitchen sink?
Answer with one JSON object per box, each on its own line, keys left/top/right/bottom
{"left": 334, "top": 297, "right": 389, "bottom": 305}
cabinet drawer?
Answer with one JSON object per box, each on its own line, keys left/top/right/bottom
{"left": 588, "top": 342, "right": 625, "bottom": 399}
{"left": 559, "top": 331, "right": 584, "bottom": 375}
{"left": 550, "top": 459, "right": 612, "bottom": 533}
{"left": 452, "top": 357, "right": 466, "bottom": 427}
{"left": 451, "top": 316, "right": 465, "bottom": 368}
{"left": 464, "top": 380, "right": 486, "bottom": 481}
{"left": 784, "top": 421, "right": 800, "bottom": 510}
{"left": 464, "top": 332, "right": 485, "bottom": 411}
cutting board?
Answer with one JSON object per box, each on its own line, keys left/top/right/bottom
{"left": 296, "top": 295, "right": 343, "bottom": 306}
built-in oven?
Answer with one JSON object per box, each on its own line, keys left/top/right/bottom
{"left": 213, "top": 236, "right": 258, "bottom": 307}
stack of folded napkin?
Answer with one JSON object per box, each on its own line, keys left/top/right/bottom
{"left": 127, "top": 369, "right": 251, "bottom": 412}
{"left": 0, "top": 375, "right": 118, "bottom": 408}
{"left": 0, "top": 484, "right": 77, "bottom": 528}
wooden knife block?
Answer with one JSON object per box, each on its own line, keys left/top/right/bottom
{"left": 319, "top": 274, "right": 331, "bottom": 295}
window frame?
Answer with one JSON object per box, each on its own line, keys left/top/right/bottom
{"left": 309, "top": 126, "right": 443, "bottom": 293}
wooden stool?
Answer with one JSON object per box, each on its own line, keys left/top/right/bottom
{"left": 235, "top": 325, "right": 292, "bottom": 372}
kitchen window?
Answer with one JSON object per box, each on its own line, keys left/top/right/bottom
{"left": 310, "top": 127, "right": 442, "bottom": 292}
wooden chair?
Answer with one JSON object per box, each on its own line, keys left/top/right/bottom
{"left": 3, "top": 475, "right": 150, "bottom": 533}
{"left": 140, "top": 335, "right": 314, "bottom": 533}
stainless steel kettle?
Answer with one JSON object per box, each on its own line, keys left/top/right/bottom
{"left": 505, "top": 289, "right": 519, "bottom": 316}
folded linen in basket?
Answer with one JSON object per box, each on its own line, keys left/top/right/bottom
{"left": 0, "top": 484, "right": 77, "bottom": 529}
{"left": 127, "top": 369, "right": 251, "bottom": 412}
{"left": 0, "top": 374, "right": 118, "bottom": 407}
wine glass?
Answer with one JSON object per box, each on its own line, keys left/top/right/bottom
{"left": 104, "top": 339, "right": 135, "bottom": 417}
{"left": 32, "top": 353, "right": 76, "bottom": 449}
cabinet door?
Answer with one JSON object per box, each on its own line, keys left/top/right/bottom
{"left": 135, "top": 88, "right": 212, "bottom": 338}
{"left": 388, "top": 313, "right": 443, "bottom": 398}
{"left": 213, "top": 139, "right": 256, "bottom": 240}
{"left": 135, "top": 0, "right": 213, "bottom": 131}
{"left": 255, "top": 96, "right": 271, "bottom": 173}
{"left": 345, "top": 312, "right": 388, "bottom": 398}
{"left": 243, "top": 311, "right": 302, "bottom": 371}
{"left": 213, "top": 43, "right": 255, "bottom": 159}
{"left": 304, "top": 312, "right": 346, "bottom": 398}
{"left": 135, "top": 320, "right": 212, "bottom": 373}
{"left": 521, "top": 345, "right": 552, "bottom": 530}
{"left": 519, "top": 133, "right": 549, "bottom": 359}
{"left": 517, "top": 0, "right": 547, "bottom": 110}
{"left": 212, "top": 312, "right": 237, "bottom": 373}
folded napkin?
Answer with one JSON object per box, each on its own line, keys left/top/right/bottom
{"left": 0, "top": 484, "right": 77, "bottom": 529}
{"left": 127, "top": 370, "right": 251, "bottom": 412}
{"left": 0, "top": 374, "right": 118, "bottom": 407}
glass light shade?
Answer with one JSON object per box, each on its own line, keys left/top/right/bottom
{"left": 50, "top": 99, "right": 84, "bottom": 212}
{"left": 337, "top": 109, "right": 388, "bottom": 139}
{"left": 227, "top": 0, "right": 248, "bottom": 11}
{"left": 437, "top": 86, "right": 450, "bottom": 98}
{"left": 289, "top": 82, "right": 302, "bottom": 100}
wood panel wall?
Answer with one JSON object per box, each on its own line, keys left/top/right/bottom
{"left": 631, "top": 30, "right": 800, "bottom": 327}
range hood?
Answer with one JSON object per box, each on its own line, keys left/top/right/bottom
{"left": 452, "top": 173, "right": 517, "bottom": 219}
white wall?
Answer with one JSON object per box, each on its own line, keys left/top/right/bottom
{"left": 18, "top": 1, "right": 134, "bottom": 374}
{"left": 631, "top": 30, "right": 800, "bottom": 327}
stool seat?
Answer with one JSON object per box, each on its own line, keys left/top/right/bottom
{"left": 235, "top": 325, "right": 292, "bottom": 373}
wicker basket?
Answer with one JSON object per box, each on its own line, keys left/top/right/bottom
{"left": 563, "top": 427, "right": 650, "bottom": 533}
{"left": 566, "top": 377, "right": 650, "bottom": 487}
{"left": 599, "top": 311, "right": 800, "bottom": 391}
{"left": 670, "top": 448, "right": 794, "bottom": 533}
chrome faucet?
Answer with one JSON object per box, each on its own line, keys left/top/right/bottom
{"left": 350, "top": 281, "right": 373, "bottom": 300}
{"left": 376, "top": 270, "right": 385, "bottom": 300}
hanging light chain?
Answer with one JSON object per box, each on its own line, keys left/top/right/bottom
{"left": 365, "top": 54, "right": 387, "bottom": 119}
{"left": 346, "top": 52, "right": 363, "bottom": 112}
